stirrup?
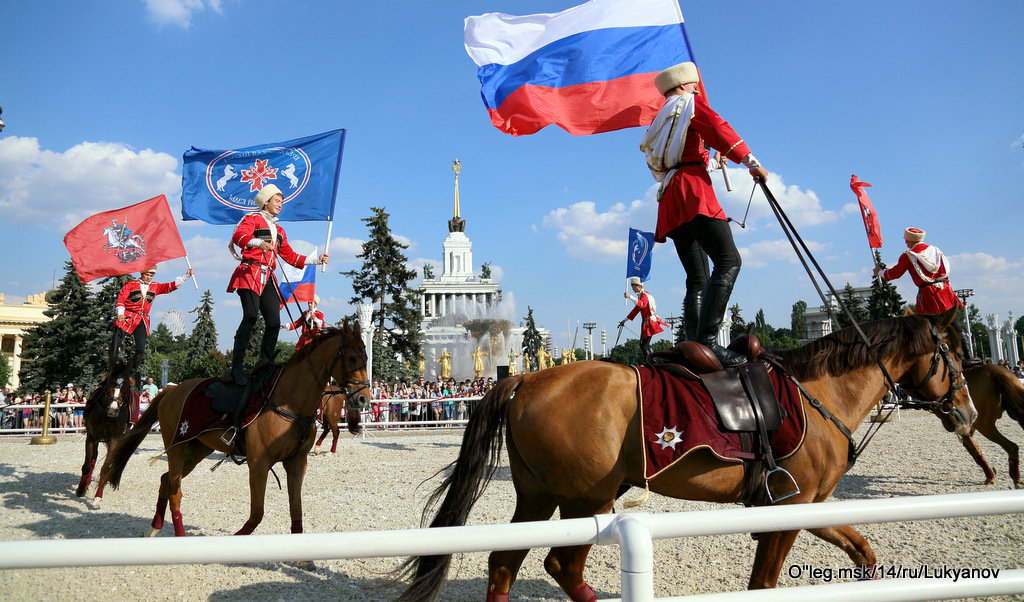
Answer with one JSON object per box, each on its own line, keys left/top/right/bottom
{"left": 220, "top": 427, "right": 238, "bottom": 447}
{"left": 764, "top": 466, "right": 800, "bottom": 504}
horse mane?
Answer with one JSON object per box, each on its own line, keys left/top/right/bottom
{"left": 283, "top": 324, "right": 354, "bottom": 367}
{"left": 775, "top": 313, "right": 938, "bottom": 381}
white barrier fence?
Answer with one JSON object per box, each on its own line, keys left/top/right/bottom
{"left": 2, "top": 490, "right": 1022, "bottom": 601}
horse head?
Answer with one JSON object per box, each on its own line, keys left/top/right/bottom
{"left": 330, "top": 318, "right": 369, "bottom": 412}
{"left": 900, "top": 307, "right": 977, "bottom": 436}
{"left": 93, "top": 363, "right": 134, "bottom": 418}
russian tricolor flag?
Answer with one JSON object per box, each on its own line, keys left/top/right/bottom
{"left": 278, "top": 253, "right": 317, "bottom": 307}
{"left": 464, "top": 0, "right": 694, "bottom": 136}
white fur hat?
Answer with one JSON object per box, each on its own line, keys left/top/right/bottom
{"left": 312, "top": 295, "right": 320, "bottom": 305}
{"left": 904, "top": 227, "right": 926, "bottom": 243}
{"left": 628, "top": 276, "right": 643, "bottom": 287}
{"left": 254, "top": 184, "right": 283, "bottom": 210}
{"left": 141, "top": 265, "right": 157, "bottom": 275}
{"left": 655, "top": 62, "right": 699, "bottom": 96}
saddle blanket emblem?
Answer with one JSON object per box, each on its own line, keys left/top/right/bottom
{"left": 634, "top": 365, "right": 806, "bottom": 480}
{"left": 169, "top": 374, "right": 279, "bottom": 449}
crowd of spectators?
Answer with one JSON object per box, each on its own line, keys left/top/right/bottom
{"left": 0, "top": 384, "right": 87, "bottom": 432}
{"left": 367, "top": 376, "right": 494, "bottom": 426}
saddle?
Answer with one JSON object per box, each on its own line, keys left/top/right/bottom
{"left": 205, "top": 361, "right": 279, "bottom": 450}
{"left": 651, "top": 335, "right": 799, "bottom": 506}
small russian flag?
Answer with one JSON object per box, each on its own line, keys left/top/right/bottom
{"left": 278, "top": 249, "right": 317, "bottom": 307}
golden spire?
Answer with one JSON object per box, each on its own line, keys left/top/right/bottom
{"left": 448, "top": 158, "right": 465, "bottom": 233}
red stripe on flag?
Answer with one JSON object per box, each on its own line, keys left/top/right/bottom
{"left": 63, "top": 195, "right": 187, "bottom": 283}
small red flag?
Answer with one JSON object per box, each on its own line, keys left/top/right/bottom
{"left": 63, "top": 195, "right": 187, "bottom": 283}
{"left": 850, "top": 175, "right": 883, "bottom": 249}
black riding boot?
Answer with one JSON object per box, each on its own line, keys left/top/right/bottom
{"left": 683, "top": 288, "right": 702, "bottom": 342}
{"left": 696, "top": 266, "right": 746, "bottom": 367}
{"left": 222, "top": 329, "right": 250, "bottom": 385}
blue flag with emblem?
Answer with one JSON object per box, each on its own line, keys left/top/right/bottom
{"left": 626, "top": 228, "right": 655, "bottom": 282}
{"left": 181, "top": 129, "right": 345, "bottom": 224}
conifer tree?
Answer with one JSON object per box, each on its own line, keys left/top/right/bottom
{"left": 520, "top": 307, "right": 544, "bottom": 371}
{"left": 343, "top": 206, "right": 422, "bottom": 363}
{"left": 867, "top": 253, "right": 906, "bottom": 319}
{"left": 790, "top": 300, "right": 807, "bottom": 340}
{"left": 836, "top": 283, "right": 870, "bottom": 329}
{"left": 728, "top": 304, "right": 746, "bottom": 340}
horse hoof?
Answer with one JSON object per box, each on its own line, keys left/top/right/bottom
{"left": 985, "top": 478, "right": 996, "bottom": 485}
{"left": 89, "top": 497, "right": 103, "bottom": 510}
{"left": 146, "top": 527, "right": 161, "bottom": 537}
{"left": 296, "top": 560, "right": 316, "bottom": 572}
{"left": 1015, "top": 481, "right": 1023, "bottom": 490}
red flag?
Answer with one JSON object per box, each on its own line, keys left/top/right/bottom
{"left": 850, "top": 175, "right": 883, "bottom": 249}
{"left": 63, "top": 195, "right": 187, "bottom": 283}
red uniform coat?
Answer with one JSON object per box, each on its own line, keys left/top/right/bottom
{"left": 626, "top": 291, "right": 668, "bottom": 338}
{"left": 655, "top": 92, "right": 752, "bottom": 243}
{"left": 115, "top": 280, "right": 179, "bottom": 334}
{"left": 226, "top": 212, "right": 308, "bottom": 295}
{"left": 882, "top": 243, "right": 962, "bottom": 314}
{"left": 285, "top": 309, "right": 325, "bottom": 350}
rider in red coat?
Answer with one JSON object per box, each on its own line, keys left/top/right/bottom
{"left": 282, "top": 295, "right": 326, "bottom": 350}
{"left": 874, "top": 227, "right": 962, "bottom": 315}
{"left": 110, "top": 264, "right": 192, "bottom": 389}
{"left": 619, "top": 277, "right": 668, "bottom": 360}
{"left": 223, "top": 184, "right": 328, "bottom": 384}
{"left": 641, "top": 62, "right": 768, "bottom": 366}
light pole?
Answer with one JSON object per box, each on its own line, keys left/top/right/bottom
{"left": 663, "top": 315, "right": 682, "bottom": 343}
{"left": 582, "top": 322, "right": 597, "bottom": 360}
{"left": 954, "top": 288, "right": 975, "bottom": 357}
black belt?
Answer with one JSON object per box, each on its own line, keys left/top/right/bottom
{"left": 918, "top": 277, "right": 948, "bottom": 288}
{"left": 241, "top": 259, "right": 272, "bottom": 271}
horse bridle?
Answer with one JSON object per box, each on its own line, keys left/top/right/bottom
{"left": 902, "top": 321, "right": 968, "bottom": 419}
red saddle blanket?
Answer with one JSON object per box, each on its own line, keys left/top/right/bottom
{"left": 168, "top": 371, "right": 281, "bottom": 450}
{"left": 634, "top": 364, "right": 806, "bottom": 480}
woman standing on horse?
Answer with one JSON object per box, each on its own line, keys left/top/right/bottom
{"left": 618, "top": 277, "right": 669, "bottom": 361}
{"left": 110, "top": 264, "right": 193, "bottom": 390}
{"left": 223, "top": 184, "right": 329, "bottom": 385}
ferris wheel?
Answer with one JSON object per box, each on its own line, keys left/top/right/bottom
{"left": 160, "top": 310, "right": 186, "bottom": 337}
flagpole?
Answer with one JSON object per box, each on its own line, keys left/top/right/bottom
{"left": 184, "top": 255, "right": 198, "bottom": 289}
{"left": 321, "top": 219, "right": 333, "bottom": 273}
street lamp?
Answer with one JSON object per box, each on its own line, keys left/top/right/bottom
{"left": 663, "top": 315, "right": 682, "bottom": 342}
{"left": 582, "top": 322, "right": 597, "bottom": 359}
{"left": 954, "top": 288, "right": 975, "bottom": 357}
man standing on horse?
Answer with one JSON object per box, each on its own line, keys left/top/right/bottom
{"left": 873, "top": 227, "right": 962, "bottom": 315}
{"left": 110, "top": 264, "right": 193, "bottom": 390}
{"left": 223, "top": 184, "right": 329, "bottom": 385}
{"left": 281, "top": 294, "right": 325, "bottom": 350}
{"left": 619, "top": 277, "right": 669, "bottom": 361}
{"left": 640, "top": 61, "right": 768, "bottom": 367}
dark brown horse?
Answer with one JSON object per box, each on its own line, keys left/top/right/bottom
{"left": 100, "top": 321, "right": 369, "bottom": 537}
{"left": 313, "top": 385, "right": 354, "bottom": 455}
{"left": 938, "top": 364, "right": 1024, "bottom": 488}
{"left": 398, "top": 308, "right": 976, "bottom": 601}
{"left": 76, "top": 361, "right": 135, "bottom": 500}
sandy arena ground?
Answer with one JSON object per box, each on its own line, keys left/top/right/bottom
{"left": 0, "top": 410, "right": 1022, "bottom": 601}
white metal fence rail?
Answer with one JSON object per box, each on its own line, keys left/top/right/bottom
{"left": 1, "top": 490, "right": 1022, "bottom": 601}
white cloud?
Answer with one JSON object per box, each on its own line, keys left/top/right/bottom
{"left": 715, "top": 169, "right": 837, "bottom": 228}
{"left": 143, "top": 0, "right": 222, "bottom": 29}
{"left": 738, "top": 238, "right": 827, "bottom": 268}
{"left": 328, "top": 236, "right": 363, "bottom": 263}
{"left": 0, "top": 136, "right": 180, "bottom": 230}
{"left": 542, "top": 197, "right": 654, "bottom": 262}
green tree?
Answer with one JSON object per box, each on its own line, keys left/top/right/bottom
{"left": 168, "top": 290, "right": 227, "bottom": 381}
{"left": 750, "top": 309, "right": 775, "bottom": 346}
{"left": 343, "top": 207, "right": 422, "bottom": 364}
{"left": 867, "top": 254, "right": 905, "bottom": 319}
{"left": 836, "top": 283, "right": 869, "bottom": 329}
{"left": 728, "top": 304, "right": 746, "bottom": 340}
{"left": 790, "top": 301, "right": 807, "bottom": 340}
{"left": 607, "top": 338, "right": 672, "bottom": 366}
{"left": 520, "top": 307, "right": 544, "bottom": 371}
{"left": 371, "top": 331, "right": 416, "bottom": 383}
{"left": 187, "top": 290, "right": 219, "bottom": 357}
{"left": 19, "top": 262, "right": 111, "bottom": 392}
{"left": 0, "top": 355, "right": 10, "bottom": 390}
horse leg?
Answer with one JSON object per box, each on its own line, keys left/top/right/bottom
{"left": 148, "top": 471, "right": 172, "bottom": 537}
{"left": 149, "top": 445, "right": 209, "bottom": 537}
{"left": 330, "top": 422, "right": 340, "bottom": 454}
{"left": 541, "top": 500, "right": 615, "bottom": 602}
{"left": 236, "top": 459, "right": 270, "bottom": 535}
{"left": 486, "top": 493, "right": 559, "bottom": 601}
{"left": 314, "top": 424, "right": 328, "bottom": 454}
{"left": 959, "top": 434, "right": 996, "bottom": 484}
{"left": 748, "top": 529, "right": 802, "bottom": 588}
{"left": 975, "top": 421, "right": 1021, "bottom": 488}
{"left": 807, "top": 526, "right": 877, "bottom": 577}
{"left": 76, "top": 437, "right": 97, "bottom": 497}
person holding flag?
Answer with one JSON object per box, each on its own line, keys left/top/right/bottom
{"left": 111, "top": 264, "right": 193, "bottom": 390}
{"left": 873, "top": 227, "right": 962, "bottom": 315}
{"left": 618, "top": 277, "right": 668, "bottom": 360}
{"left": 640, "top": 61, "right": 768, "bottom": 366}
{"left": 223, "top": 184, "right": 329, "bottom": 385}
{"left": 282, "top": 295, "right": 325, "bottom": 350}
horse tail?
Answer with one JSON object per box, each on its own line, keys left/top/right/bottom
{"left": 395, "top": 376, "right": 522, "bottom": 602}
{"left": 994, "top": 367, "right": 1024, "bottom": 423}
{"left": 101, "top": 388, "right": 163, "bottom": 490}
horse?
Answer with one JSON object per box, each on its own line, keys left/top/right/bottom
{"left": 100, "top": 320, "right": 369, "bottom": 537}
{"left": 76, "top": 361, "right": 136, "bottom": 500}
{"left": 397, "top": 308, "right": 976, "bottom": 601}
{"left": 934, "top": 363, "right": 1024, "bottom": 488}
{"left": 313, "top": 384, "right": 358, "bottom": 454}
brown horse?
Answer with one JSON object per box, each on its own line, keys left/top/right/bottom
{"left": 397, "top": 308, "right": 976, "bottom": 601}
{"left": 313, "top": 385, "right": 356, "bottom": 454}
{"left": 76, "top": 361, "right": 135, "bottom": 500}
{"left": 100, "top": 321, "right": 369, "bottom": 537}
{"left": 937, "top": 364, "right": 1024, "bottom": 488}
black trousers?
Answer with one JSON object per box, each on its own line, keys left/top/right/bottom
{"left": 110, "top": 324, "right": 147, "bottom": 379}
{"left": 234, "top": 286, "right": 282, "bottom": 363}
{"left": 667, "top": 215, "right": 742, "bottom": 295}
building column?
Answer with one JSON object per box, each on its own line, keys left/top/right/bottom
{"left": 358, "top": 304, "right": 374, "bottom": 386}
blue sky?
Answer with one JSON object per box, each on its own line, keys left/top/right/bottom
{"left": 1, "top": 0, "right": 1022, "bottom": 353}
